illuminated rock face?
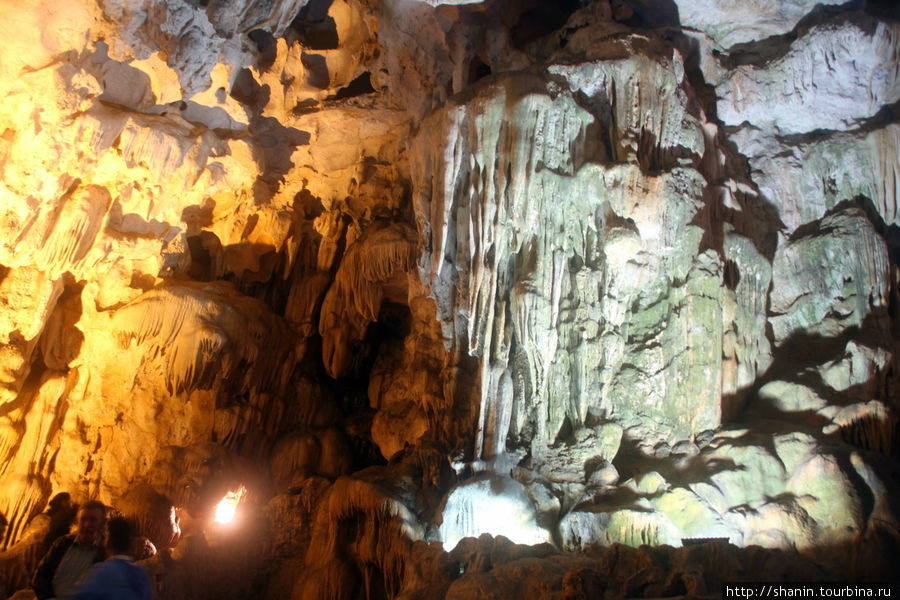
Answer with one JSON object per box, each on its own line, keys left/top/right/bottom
{"left": 413, "top": 53, "right": 721, "bottom": 462}
{"left": 0, "top": 0, "right": 898, "bottom": 597}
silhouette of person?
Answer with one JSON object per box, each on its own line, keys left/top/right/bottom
{"left": 42, "top": 494, "right": 78, "bottom": 555}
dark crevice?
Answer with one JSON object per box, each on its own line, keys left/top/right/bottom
{"left": 866, "top": 0, "right": 900, "bottom": 20}
{"left": 467, "top": 57, "right": 492, "bottom": 85}
{"left": 287, "top": 0, "right": 339, "bottom": 50}
{"left": 230, "top": 67, "right": 264, "bottom": 106}
{"left": 326, "top": 72, "right": 375, "bottom": 101}
{"left": 301, "top": 53, "right": 330, "bottom": 90}
{"left": 292, "top": 98, "right": 322, "bottom": 115}
{"left": 510, "top": 0, "right": 584, "bottom": 49}
{"left": 248, "top": 28, "right": 278, "bottom": 72}
{"left": 723, "top": 259, "right": 740, "bottom": 291}
{"left": 622, "top": 0, "right": 681, "bottom": 29}
{"left": 186, "top": 232, "right": 220, "bottom": 281}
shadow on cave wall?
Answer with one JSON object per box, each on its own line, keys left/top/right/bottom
{"left": 509, "top": 0, "right": 587, "bottom": 48}
{"left": 172, "top": 188, "right": 326, "bottom": 316}
{"left": 725, "top": 306, "right": 900, "bottom": 455}
{"left": 157, "top": 208, "right": 412, "bottom": 473}
{"left": 650, "top": 2, "right": 900, "bottom": 270}
{"left": 719, "top": 1, "right": 873, "bottom": 70}
{"left": 0, "top": 280, "right": 86, "bottom": 551}
{"left": 79, "top": 191, "right": 370, "bottom": 472}
{"left": 286, "top": 0, "right": 338, "bottom": 50}
{"left": 720, "top": 196, "right": 900, "bottom": 450}
{"left": 229, "top": 70, "right": 311, "bottom": 205}
{"left": 604, "top": 197, "right": 899, "bottom": 573}
{"left": 620, "top": 0, "right": 681, "bottom": 29}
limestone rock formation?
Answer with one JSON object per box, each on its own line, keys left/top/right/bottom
{"left": 715, "top": 13, "right": 900, "bottom": 136}
{"left": 0, "top": 0, "right": 898, "bottom": 598}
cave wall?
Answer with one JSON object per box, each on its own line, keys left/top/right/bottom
{"left": 0, "top": 0, "right": 898, "bottom": 597}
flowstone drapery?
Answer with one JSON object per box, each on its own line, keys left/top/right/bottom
{"left": 412, "top": 48, "right": 723, "bottom": 466}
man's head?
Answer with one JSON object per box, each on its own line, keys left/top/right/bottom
{"left": 105, "top": 517, "right": 134, "bottom": 556}
{"left": 75, "top": 500, "right": 107, "bottom": 546}
{"left": 49, "top": 492, "right": 74, "bottom": 515}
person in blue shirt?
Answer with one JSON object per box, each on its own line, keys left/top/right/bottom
{"left": 72, "top": 517, "right": 151, "bottom": 600}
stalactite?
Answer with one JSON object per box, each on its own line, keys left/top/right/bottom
{"left": 413, "top": 61, "right": 715, "bottom": 461}
{"left": 319, "top": 222, "right": 418, "bottom": 378}
{"left": 298, "top": 476, "right": 425, "bottom": 600}
{"left": 824, "top": 401, "right": 898, "bottom": 456}
{"left": 35, "top": 184, "right": 112, "bottom": 279}
{"left": 111, "top": 282, "right": 297, "bottom": 396}
{"left": 0, "top": 476, "right": 47, "bottom": 552}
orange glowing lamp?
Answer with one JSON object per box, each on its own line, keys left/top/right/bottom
{"left": 214, "top": 485, "right": 246, "bottom": 524}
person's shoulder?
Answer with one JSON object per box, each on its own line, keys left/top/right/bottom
{"left": 47, "top": 533, "right": 76, "bottom": 551}
{"left": 121, "top": 559, "right": 150, "bottom": 577}
{"left": 111, "top": 559, "right": 152, "bottom": 591}
{"left": 109, "top": 557, "right": 146, "bottom": 573}
{"left": 20, "top": 513, "right": 51, "bottom": 538}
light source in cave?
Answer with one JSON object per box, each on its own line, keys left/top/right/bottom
{"left": 213, "top": 485, "right": 247, "bottom": 525}
{"left": 438, "top": 476, "right": 551, "bottom": 550}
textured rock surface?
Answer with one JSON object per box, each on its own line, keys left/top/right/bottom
{"left": 769, "top": 207, "right": 891, "bottom": 343}
{"left": 716, "top": 13, "right": 900, "bottom": 135}
{"left": 0, "top": 0, "right": 898, "bottom": 598}
{"left": 671, "top": 0, "right": 840, "bottom": 48}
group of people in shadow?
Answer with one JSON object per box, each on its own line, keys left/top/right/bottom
{"left": 0, "top": 494, "right": 152, "bottom": 600}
